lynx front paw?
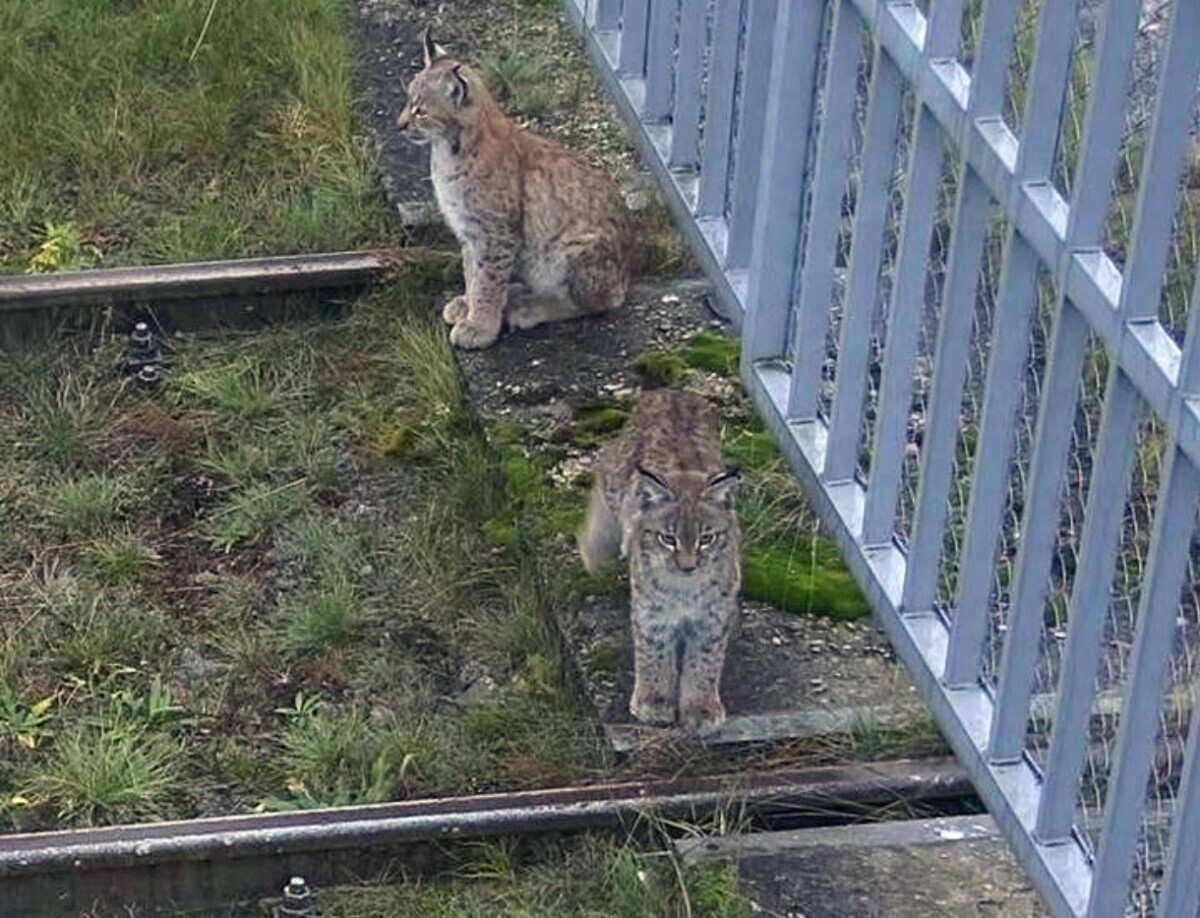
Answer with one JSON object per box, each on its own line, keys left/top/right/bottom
{"left": 630, "top": 692, "right": 675, "bottom": 726}
{"left": 449, "top": 315, "right": 502, "bottom": 350}
{"left": 442, "top": 296, "right": 469, "bottom": 325}
{"left": 679, "top": 695, "right": 725, "bottom": 731}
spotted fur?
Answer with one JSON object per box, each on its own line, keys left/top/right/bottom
{"left": 579, "top": 390, "right": 740, "bottom": 729}
{"left": 397, "top": 29, "right": 633, "bottom": 349}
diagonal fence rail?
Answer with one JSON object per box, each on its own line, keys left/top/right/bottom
{"left": 565, "top": 0, "right": 1200, "bottom": 915}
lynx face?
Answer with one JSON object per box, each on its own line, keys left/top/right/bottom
{"left": 397, "top": 31, "right": 472, "bottom": 148}
{"left": 633, "top": 468, "right": 739, "bottom": 575}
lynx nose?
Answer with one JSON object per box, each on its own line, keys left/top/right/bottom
{"left": 676, "top": 550, "right": 697, "bottom": 572}
{"left": 397, "top": 108, "right": 412, "bottom": 132}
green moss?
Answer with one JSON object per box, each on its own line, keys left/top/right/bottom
{"left": 570, "top": 399, "right": 631, "bottom": 448}
{"left": 480, "top": 440, "right": 585, "bottom": 549}
{"left": 629, "top": 350, "right": 690, "bottom": 388}
{"left": 742, "top": 545, "right": 868, "bottom": 620}
{"left": 376, "top": 415, "right": 423, "bottom": 457}
{"left": 488, "top": 420, "right": 528, "bottom": 446}
{"left": 502, "top": 454, "right": 541, "bottom": 498}
{"left": 584, "top": 642, "right": 621, "bottom": 675}
{"left": 681, "top": 332, "right": 740, "bottom": 376}
{"left": 576, "top": 400, "right": 630, "bottom": 432}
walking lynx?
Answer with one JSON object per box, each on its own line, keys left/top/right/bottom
{"left": 397, "top": 29, "right": 633, "bottom": 350}
{"left": 579, "top": 390, "right": 741, "bottom": 729}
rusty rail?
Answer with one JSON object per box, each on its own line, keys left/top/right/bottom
{"left": 0, "top": 758, "right": 971, "bottom": 916}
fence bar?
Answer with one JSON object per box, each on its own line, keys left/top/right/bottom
{"left": 923, "top": 0, "right": 965, "bottom": 58}
{"left": 594, "top": 0, "right": 621, "bottom": 30}
{"left": 1026, "top": 0, "right": 1145, "bottom": 842}
{"left": 643, "top": 0, "right": 677, "bottom": 121}
{"left": 724, "top": 0, "right": 779, "bottom": 268}
{"left": 618, "top": 0, "right": 650, "bottom": 76}
{"left": 668, "top": 0, "right": 704, "bottom": 168}
{"left": 987, "top": 298, "right": 1088, "bottom": 762}
{"left": 935, "top": 0, "right": 1035, "bottom": 686}
{"left": 941, "top": 233, "right": 1041, "bottom": 688}
{"left": 1159, "top": 682, "right": 1200, "bottom": 918}
{"left": 897, "top": 0, "right": 1017, "bottom": 609}
{"left": 1010, "top": 0, "right": 1079, "bottom": 174}
{"left": 1088, "top": 450, "right": 1200, "bottom": 918}
{"left": 785, "top": 0, "right": 866, "bottom": 421}
{"left": 741, "top": 0, "right": 826, "bottom": 363}
{"left": 824, "top": 48, "right": 905, "bottom": 481}
{"left": 1034, "top": 369, "right": 1140, "bottom": 841}
{"left": 985, "top": 0, "right": 1089, "bottom": 762}
{"left": 1061, "top": 0, "right": 1142, "bottom": 248}
{"left": 694, "top": 0, "right": 741, "bottom": 219}
{"left": 968, "top": 0, "right": 1023, "bottom": 118}
{"left": 900, "top": 172, "right": 990, "bottom": 610}
{"left": 1155, "top": 227, "right": 1200, "bottom": 918}
{"left": 860, "top": 106, "right": 945, "bottom": 545}
{"left": 1119, "top": 0, "right": 1200, "bottom": 322}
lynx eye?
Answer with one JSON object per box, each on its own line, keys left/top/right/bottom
{"left": 412, "top": 104, "right": 426, "bottom": 116}
{"left": 698, "top": 532, "right": 716, "bottom": 549}
{"left": 656, "top": 533, "right": 677, "bottom": 549}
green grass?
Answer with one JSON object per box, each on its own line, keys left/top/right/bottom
{"left": 0, "top": 0, "right": 395, "bottom": 272}
{"left": 280, "top": 577, "right": 362, "bottom": 657}
{"left": 81, "top": 531, "right": 160, "bottom": 586}
{"left": 46, "top": 473, "right": 133, "bottom": 538}
{"left": 268, "top": 703, "right": 442, "bottom": 808}
{"left": 0, "top": 267, "right": 622, "bottom": 830}
{"left": 23, "top": 722, "right": 185, "bottom": 826}
{"left": 317, "top": 833, "right": 749, "bottom": 918}
{"left": 480, "top": 49, "right": 557, "bottom": 121}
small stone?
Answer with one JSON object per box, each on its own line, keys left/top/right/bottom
{"left": 660, "top": 293, "right": 681, "bottom": 305}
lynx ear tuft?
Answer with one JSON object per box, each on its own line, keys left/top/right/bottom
{"left": 634, "top": 466, "right": 673, "bottom": 509}
{"left": 704, "top": 469, "right": 740, "bottom": 508}
{"left": 422, "top": 27, "right": 444, "bottom": 67}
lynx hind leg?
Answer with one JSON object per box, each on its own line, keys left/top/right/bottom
{"left": 630, "top": 610, "right": 678, "bottom": 726}
{"left": 567, "top": 243, "right": 629, "bottom": 316}
{"left": 578, "top": 482, "right": 620, "bottom": 575}
{"left": 506, "top": 291, "right": 584, "bottom": 331}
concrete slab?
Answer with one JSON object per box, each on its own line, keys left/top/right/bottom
{"left": 678, "top": 815, "right": 1049, "bottom": 918}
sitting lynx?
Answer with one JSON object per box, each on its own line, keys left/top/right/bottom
{"left": 579, "top": 389, "right": 741, "bottom": 730}
{"left": 397, "top": 29, "right": 633, "bottom": 349}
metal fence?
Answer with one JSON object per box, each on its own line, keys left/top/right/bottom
{"left": 565, "top": 0, "right": 1200, "bottom": 915}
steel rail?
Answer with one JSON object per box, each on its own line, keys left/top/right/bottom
{"left": 0, "top": 251, "right": 381, "bottom": 313}
{"left": 0, "top": 251, "right": 391, "bottom": 340}
{"left": 0, "top": 759, "right": 970, "bottom": 916}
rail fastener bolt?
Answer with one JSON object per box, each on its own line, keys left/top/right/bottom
{"left": 277, "top": 875, "right": 318, "bottom": 917}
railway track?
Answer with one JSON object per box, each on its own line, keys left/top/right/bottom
{"left": 0, "top": 255, "right": 968, "bottom": 915}
{"left": 0, "top": 251, "right": 392, "bottom": 339}
{"left": 0, "top": 758, "right": 972, "bottom": 916}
